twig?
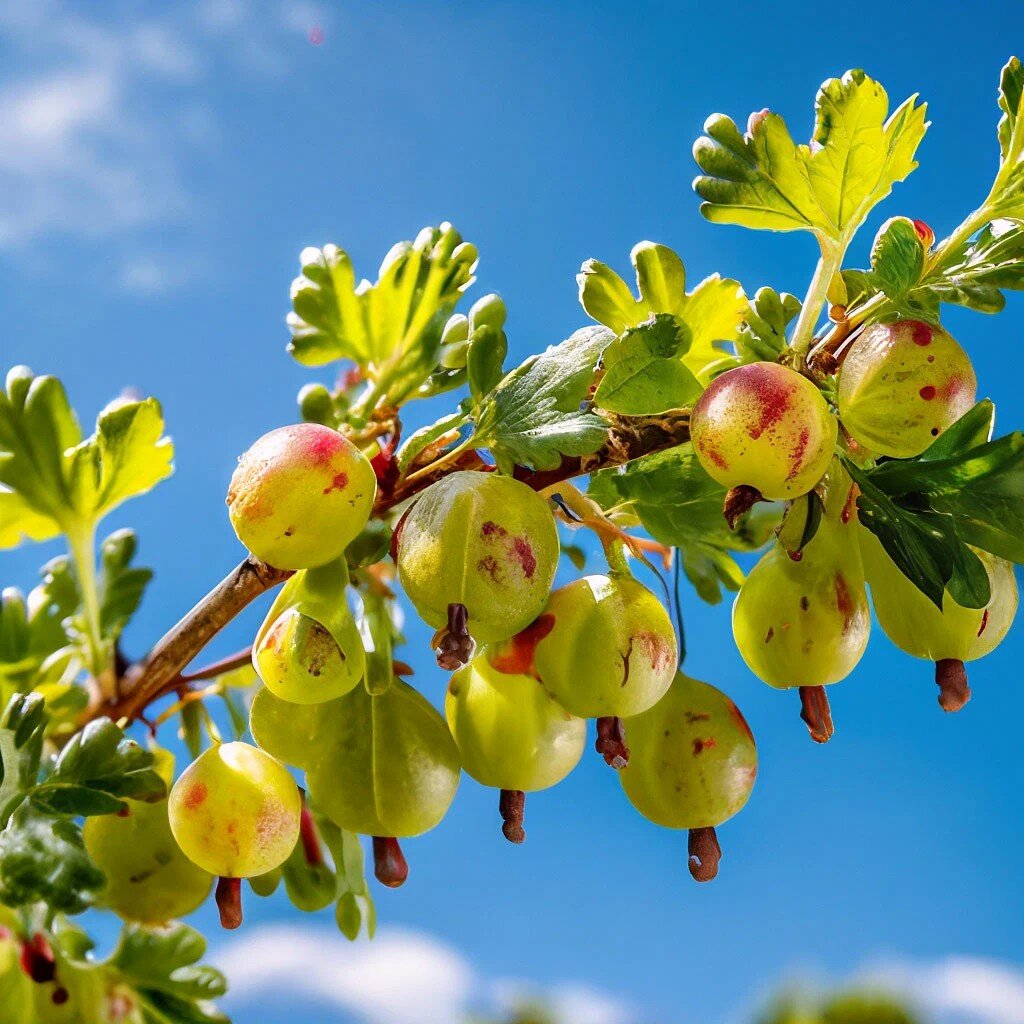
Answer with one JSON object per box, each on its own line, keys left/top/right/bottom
{"left": 91, "top": 412, "right": 692, "bottom": 727}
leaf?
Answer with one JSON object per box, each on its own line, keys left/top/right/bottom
{"left": 0, "top": 804, "right": 104, "bottom": 913}
{"left": 281, "top": 825, "right": 336, "bottom": 913}
{"left": 396, "top": 411, "right": 468, "bottom": 475}
{"left": 0, "top": 693, "right": 46, "bottom": 826}
{"left": 108, "top": 922, "right": 229, "bottom": 1024}
{"left": 0, "top": 369, "right": 172, "bottom": 546}
{"left": 991, "top": 56, "right": 1024, "bottom": 219}
{"left": 865, "top": 429, "right": 1024, "bottom": 566}
{"left": 32, "top": 719, "right": 165, "bottom": 816}
{"left": 287, "top": 226, "right": 478, "bottom": 406}
{"left": 595, "top": 315, "right": 703, "bottom": 414}
{"left": 588, "top": 444, "right": 779, "bottom": 603}
{"left": 471, "top": 326, "right": 613, "bottom": 474}
{"left": 314, "top": 811, "right": 376, "bottom": 940}
{"left": 845, "top": 460, "right": 990, "bottom": 609}
{"left": 578, "top": 242, "right": 745, "bottom": 379}
{"left": 693, "top": 70, "right": 927, "bottom": 242}
{"left": 920, "top": 218, "right": 1024, "bottom": 313}
{"left": 736, "top": 287, "right": 802, "bottom": 363}
{"left": 917, "top": 400, "right": 995, "bottom": 460}
{"left": 870, "top": 216, "right": 926, "bottom": 299}
{"left": 0, "top": 571, "right": 75, "bottom": 695}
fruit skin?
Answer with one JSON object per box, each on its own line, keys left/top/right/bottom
{"left": 838, "top": 320, "right": 976, "bottom": 458}
{"left": 732, "top": 468, "right": 870, "bottom": 689}
{"left": 530, "top": 573, "right": 677, "bottom": 718}
{"left": 690, "top": 361, "right": 837, "bottom": 500}
{"left": 250, "top": 679, "right": 460, "bottom": 838}
{"left": 860, "top": 528, "right": 1017, "bottom": 661}
{"left": 83, "top": 799, "right": 212, "bottom": 924}
{"left": 227, "top": 423, "right": 376, "bottom": 570}
{"left": 446, "top": 653, "right": 585, "bottom": 791}
{"left": 620, "top": 673, "right": 757, "bottom": 829}
{"left": 396, "top": 471, "right": 559, "bottom": 643}
{"left": 253, "top": 558, "right": 365, "bottom": 704}
{"left": 168, "top": 742, "right": 301, "bottom": 878}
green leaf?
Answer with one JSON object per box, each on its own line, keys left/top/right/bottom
{"left": 471, "top": 326, "right": 613, "bottom": 474}
{"left": 736, "top": 287, "right": 802, "bottom": 363}
{"left": 920, "top": 218, "right": 1024, "bottom": 313}
{"left": 396, "top": 412, "right": 468, "bottom": 476}
{"left": 0, "top": 369, "right": 173, "bottom": 546}
{"left": 578, "top": 242, "right": 745, "bottom": 379}
{"left": 917, "top": 400, "right": 995, "bottom": 460}
{"left": 588, "top": 444, "right": 779, "bottom": 603}
{"left": 32, "top": 719, "right": 165, "bottom": 817}
{"left": 314, "top": 811, "right": 376, "bottom": 940}
{"left": 870, "top": 216, "right": 926, "bottom": 298}
{"left": 281, "top": 823, "right": 336, "bottom": 913}
{"left": 96, "top": 530, "right": 152, "bottom": 640}
{"left": 0, "top": 803, "right": 104, "bottom": 913}
{"left": 845, "top": 459, "right": 990, "bottom": 609}
{"left": 0, "top": 571, "right": 75, "bottom": 696}
{"left": 108, "top": 922, "right": 229, "bottom": 1024}
{"left": 595, "top": 315, "right": 703, "bottom": 415}
{"left": 865, "top": 429, "right": 1024, "bottom": 566}
{"left": 693, "top": 70, "right": 927, "bottom": 242}
{"left": 0, "top": 693, "right": 46, "bottom": 826}
{"left": 287, "top": 226, "right": 478, "bottom": 406}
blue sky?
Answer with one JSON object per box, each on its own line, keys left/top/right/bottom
{"left": 2, "top": 2, "right": 1024, "bottom": 1023}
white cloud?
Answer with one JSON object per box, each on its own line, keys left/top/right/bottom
{"left": 215, "top": 925, "right": 634, "bottom": 1024}
{"left": 0, "top": 0, "right": 329, "bottom": 271}
{"left": 862, "top": 956, "right": 1024, "bottom": 1024}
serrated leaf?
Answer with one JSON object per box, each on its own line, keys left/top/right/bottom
{"left": 0, "top": 803, "right": 104, "bottom": 913}
{"left": 471, "top": 326, "right": 613, "bottom": 474}
{"left": 693, "top": 70, "right": 927, "bottom": 243}
{"left": 396, "top": 411, "right": 468, "bottom": 476}
{"left": 108, "top": 922, "right": 229, "bottom": 1023}
{"left": 845, "top": 459, "right": 992, "bottom": 609}
{"left": 287, "top": 226, "right": 478, "bottom": 406}
{"left": 32, "top": 719, "right": 165, "bottom": 816}
{"left": 736, "top": 287, "right": 802, "bottom": 363}
{"left": 578, "top": 242, "right": 745, "bottom": 379}
{"left": 0, "top": 693, "right": 46, "bottom": 826}
{"left": 314, "top": 810, "right": 376, "bottom": 941}
{"left": 1, "top": 569, "right": 75, "bottom": 694}
{"left": 595, "top": 315, "right": 703, "bottom": 414}
{"left": 871, "top": 216, "right": 925, "bottom": 298}
{"left": 0, "top": 370, "right": 173, "bottom": 547}
{"left": 589, "top": 444, "right": 779, "bottom": 603}
{"left": 920, "top": 218, "right": 1024, "bottom": 313}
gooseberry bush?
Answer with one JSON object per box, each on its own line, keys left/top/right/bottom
{"left": 2, "top": 58, "right": 1024, "bottom": 1022}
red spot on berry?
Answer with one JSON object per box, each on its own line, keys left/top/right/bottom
{"left": 490, "top": 614, "right": 556, "bottom": 675}
{"left": 764, "top": 626, "right": 774, "bottom": 642}
{"left": 919, "top": 385, "right": 936, "bottom": 401}
{"left": 977, "top": 609, "right": 990, "bottom": 637}
{"left": 511, "top": 537, "right": 537, "bottom": 579}
{"left": 931, "top": 427, "right": 940, "bottom": 436}
{"left": 702, "top": 444, "right": 729, "bottom": 471}
{"left": 834, "top": 573, "right": 855, "bottom": 632}
{"left": 744, "top": 367, "right": 793, "bottom": 440}
{"left": 477, "top": 554, "right": 502, "bottom": 581}
{"left": 322, "top": 471, "right": 348, "bottom": 495}
{"left": 636, "top": 631, "right": 675, "bottom": 672}
{"left": 910, "top": 322, "right": 933, "bottom": 347}
{"left": 692, "top": 736, "right": 717, "bottom": 755}
{"left": 305, "top": 427, "right": 346, "bottom": 464}
{"left": 786, "top": 427, "right": 810, "bottom": 481}
{"left": 481, "top": 520, "right": 508, "bottom": 538}
{"left": 184, "top": 782, "right": 208, "bottom": 810}
{"left": 52, "top": 988, "right": 69, "bottom": 1006}
{"left": 728, "top": 699, "right": 756, "bottom": 744}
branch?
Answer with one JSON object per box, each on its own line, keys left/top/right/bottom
{"left": 95, "top": 410, "right": 691, "bottom": 726}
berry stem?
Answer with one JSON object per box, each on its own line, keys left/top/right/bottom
{"left": 499, "top": 789, "right": 526, "bottom": 844}
{"left": 935, "top": 658, "right": 971, "bottom": 712}
{"left": 687, "top": 826, "right": 721, "bottom": 882}
{"left": 799, "top": 685, "right": 835, "bottom": 744}
{"left": 372, "top": 837, "right": 409, "bottom": 888}
{"left": 216, "top": 877, "right": 243, "bottom": 930}
{"left": 595, "top": 716, "right": 630, "bottom": 769}
{"left": 299, "top": 803, "right": 323, "bottom": 867}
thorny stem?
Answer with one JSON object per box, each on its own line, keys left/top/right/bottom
{"left": 86, "top": 413, "right": 692, "bottom": 729}
{"left": 799, "top": 685, "right": 835, "bottom": 744}
{"left": 687, "top": 826, "right": 722, "bottom": 882}
{"left": 372, "top": 837, "right": 409, "bottom": 888}
{"left": 499, "top": 789, "right": 526, "bottom": 844}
